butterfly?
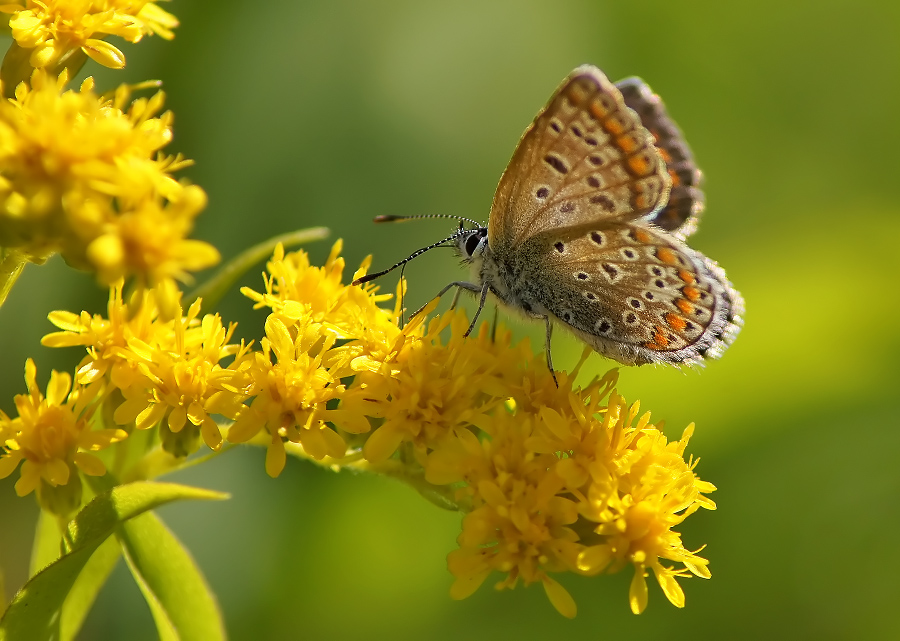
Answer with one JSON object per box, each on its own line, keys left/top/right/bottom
{"left": 355, "top": 65, "right": 743, "bottom": 381}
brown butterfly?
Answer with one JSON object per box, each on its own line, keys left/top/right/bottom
{"left": 356, "top": 65, "right": 743, "bottom": 381}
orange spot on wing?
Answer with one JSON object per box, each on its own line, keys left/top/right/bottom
{"left": 678, "top": 269, "right": 695, "bottom": 284}
{"left": 633, "top": 229, "right": 651, "bottom": 243}
{"left": 602, "top": 116, "right": 626, "bottom": 136}
{"left": 666, "top": 313, "right": 686, "bottom": 331}
{"left": 590, "top": 99, "right": 609, "bottom": 119}
{"left": 653, "top": 325, "right": 669, "bottom": 347}
{"left": 669, "top": 168, "right": 681, "bottom": 185}
{"left": 656, "top": 247, "right": 678, "bottom": 264}
{"left": 627, "top": 154, "right": 652, "bottom": 176}
{"left": 676, "top": 298, "right": 694, "bottom": 315}
{"left": 658, "top": 147, "right": 672, "bottom": 163}
{"left": 682, "top": 285, "right": 701, "bottom": 302}
{"left": 568, "top": 86, "right": 587, "bottom": 105}
{"left": 616, "top": 134, "right": 639, "bottom": 153}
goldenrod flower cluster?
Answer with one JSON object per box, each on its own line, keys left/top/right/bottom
{"left": 0, "top": 0, "right": 719, "bottom": 625}
{"left": 3, "top": 240, "right": 716, "bottom": 617}
{"left": 0, "top": 1, "right": 214, "bottom": 309}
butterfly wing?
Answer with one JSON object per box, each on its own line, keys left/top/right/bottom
{"left": 616, "top": 77, "right": 705, "bottom": 238}
{"left": 513, "top": 220, "right": 743, "bottom": 365}
{"left": 487, "top": 65, "right": 672, "bottom": 256}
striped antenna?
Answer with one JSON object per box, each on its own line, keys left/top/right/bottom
{"left": 351, "top": 222, "right": 472, "bottom": 286}
{"left": 373, "top": 213, "right": 483, "bottom": 228}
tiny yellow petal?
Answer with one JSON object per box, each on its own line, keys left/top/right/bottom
{"left": 82, "top": 39, "right": 126, "bottom": 69}
{"left": 542, "top": 575, "right": 577, "bottom": 619}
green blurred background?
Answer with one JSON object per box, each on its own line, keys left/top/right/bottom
{"left": 2, "top": 1, "right": 899, "bottom": 638}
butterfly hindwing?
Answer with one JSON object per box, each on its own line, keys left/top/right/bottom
{"left": 616, "top": 77, "right": 705, "bottom": 238}
{"left": 513, "top": 220, "right": 743, "bottom": 365}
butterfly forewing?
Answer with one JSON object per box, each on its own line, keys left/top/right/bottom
{"left": 488, "top": 65, "right": 672, "bottom": 255}
{"left": 518, "top": 221, "right": 743, "bottom": 365}
{"left": 616, "top": 78, "right": 705, "bottom": 238}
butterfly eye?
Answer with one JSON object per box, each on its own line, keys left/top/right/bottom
{"left": 464, "top": 232, "right": 482, "bottom": 257}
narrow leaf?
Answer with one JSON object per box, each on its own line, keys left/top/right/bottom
{"left": 118, "top": 510, "right": 226, "bottom": 641}
{"left": 0, "top": 482, "right": 227, "bottom": 641}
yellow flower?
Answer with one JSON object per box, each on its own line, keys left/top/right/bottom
{"left": 0, "top": 70, "right": 218, "bottom": 289}
{"left": 112, "top": 299, "right": 251, "bottom": 456}
{"left": 43, "top": 281, "right": 250, "bottom": 457}
{"left": 241, "top": 239, "right": 397, "bottom": 344}
{"left": 0, "top": 358, "right": 126, "bottom": 515}
{"left": 424, "top": 366, "right": 714, "bottom": 617}
{"left": 439, "top": 406, "right": 584, "bottom": 618}
{"left": 2, "top": 0, "right": 178, "bottom": 71}
{"left": 42, "top": 281, "right": 167, "bottom": 398}
{"left": 341, "top": 310, "right": 520, "bottom": 465}
{"left": 227, "top": 314, "right": 353, "bottom": 477}
{"left": 576, "top": 413, "right": 716, "bottom": 614}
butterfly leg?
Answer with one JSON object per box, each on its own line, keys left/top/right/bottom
{"left": 408, "top": 281, "right": 482, "bottom": 321}
{"left": 542, "top": 316, "right": 559, "bottom": 388}
{"left": 463, "top": 283, "right": 490, "bottom": 338}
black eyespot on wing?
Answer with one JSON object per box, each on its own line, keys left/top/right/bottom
{"left": 544, "top": 154, "right": 569, "bottom": 174}
{"left": 554, "top": 242, "right": 565, "bottom": 253}
{"left": 589, "top": 194, "right": 615, "bottom": 211}
{"left": 536, "top": 187, "right": 550, "bottom": 199}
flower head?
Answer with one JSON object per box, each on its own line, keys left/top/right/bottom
{"left": 0, "top": 358, "right": 126, "bottom": 515}
{"left": 0, "top": 70, "right": 217, "bottom": 290}
{"left": 2, "top": 1, "right": 178, "bottom": 73}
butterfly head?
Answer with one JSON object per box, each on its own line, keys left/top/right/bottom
{"left": 457, "top": 225, "right": 488, "bottom": 263}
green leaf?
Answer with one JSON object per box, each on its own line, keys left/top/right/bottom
{"left": 60, "top": 537, "right": 121, "bottom": 641}
{"left": 29, "top": 510, "right": 62, "bottom": 576}
{"left": 0, "top": 481, "right": 228, "bottom": 641}
{"left": 118, "top": 510, "right": 226, "bottom": 641}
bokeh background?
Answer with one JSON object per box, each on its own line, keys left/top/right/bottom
{"left": 2, "top": 1, "right": 899, "bottom": 639}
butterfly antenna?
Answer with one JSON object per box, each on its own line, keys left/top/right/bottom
{"left": 374, "top": 213, "right": 484, "bottom": 228}
{"left": 352, "top": 227, "right": 468, "bottom": 286}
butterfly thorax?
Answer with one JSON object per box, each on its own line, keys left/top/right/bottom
{"left": 458, "top": 227, "right": 551, "bottom": 320}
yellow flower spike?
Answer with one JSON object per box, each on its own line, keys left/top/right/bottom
{"left": 0, "top": 358, "right": 126, "bottom": 515}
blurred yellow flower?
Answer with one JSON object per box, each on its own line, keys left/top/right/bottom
{"left": 1, "top": 0, "right": 178, "bottom": 71}
{"left": 0, "top": 358, "right": 126, "bottom": 515}
{"left": 0, "top": 70, "right": 217, "bottom": 291}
